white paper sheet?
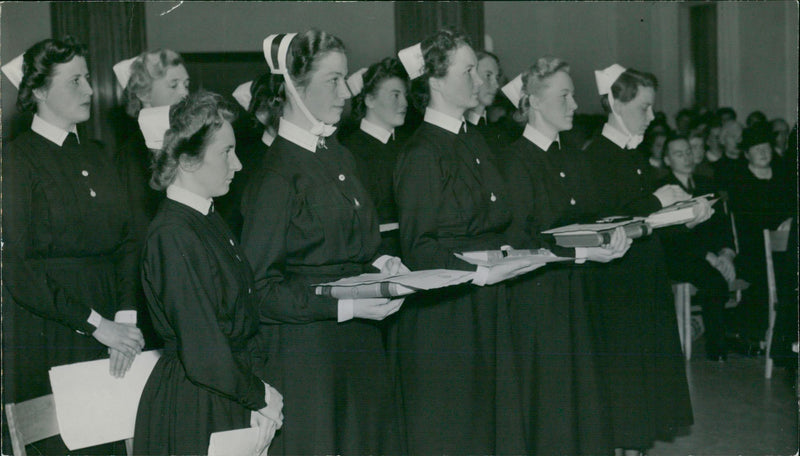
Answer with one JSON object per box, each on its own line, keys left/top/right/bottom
{"left": 208, "top": 427, "right": 262, "bottom": 456}
{"left": 315, "top": 269, "right": 476, "bottom": 290}
{"left": 48, "top": 350, "right": 161, "bottom": 450}
{"left": 455, "top": 250, "right": 572, "bottom": 267}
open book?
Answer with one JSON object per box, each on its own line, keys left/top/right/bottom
{"left": 314, "top": 269, "right": 476, "bottom": 299}
{"left": 455, "top": 248, "right": 572, "bottom": 267}
{"left": 542, "top": 218, "right": 651, "bottom": 248}
{"left": 645, "top": 194, "right": 719, "bottom": 228}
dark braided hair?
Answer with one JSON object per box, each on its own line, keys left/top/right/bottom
{"left": 17, "top": 36, "right": 88, "bottom": 112}
{"left": 409, "top": 29, "right": 471, "bottom": 112}
{"left": 352, "top": 57, "right": 408, "bottom": 121}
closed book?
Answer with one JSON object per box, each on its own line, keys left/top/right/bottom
{"left": 547, "top": 220, "right": 652, "bottom": 248}
{"left": 646, "top": 194, "right": 718, "bottom": 228}
{"left": 315, "top": 282, "right": 415, "bottom": 299}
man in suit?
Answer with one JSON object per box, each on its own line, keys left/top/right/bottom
{"left": 659, "top": 134, "right": 737, "bottom": 361}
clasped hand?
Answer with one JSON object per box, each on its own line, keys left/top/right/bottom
{"left": 685, "top": 197, "right": 714, "bottom": 228}
{"left": 92, "top": 319, "right": 144, "bottom": 378}
{"left": 252, "top": 383, "right": 284, "bottom": 456}
{"left": 585, "top": 226, "right": 633, "bottom": 263}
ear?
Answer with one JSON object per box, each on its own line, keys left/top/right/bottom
{"left": 32, "top": 86, "right": 48, "bottom": 102}
{"left": 364, "top": 92, "right": 377, "bottom": 110}
{"left": 428, "top": 76, "right": 443, "bottom": 96}
{"left": 136, "top": 91, "right": 151, "bottom": 105}
{"left": 178, "top": 154, "right": 201, "bottom": 173}
{"left": 529, "top": 93, "right": 543, "bottom": 112}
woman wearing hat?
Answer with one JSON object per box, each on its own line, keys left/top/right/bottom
{"left": 340, "top": 57, "right": 408, "bottom": 257}
{"left": 114, "top": 49, "right": 190, "bottom": 235}
{"left": 2, "top": 37, "right": 144, "bottom": 454}
{"left": 727, "top": 123, "right": 794, "bottom": 347}
{"left": 498, "top": 57, "right": 632, "bottom": 455}
{"left": 240, "top": 30, "right": 404, "bottom": 454}
{"left": 133, "top": 91, "right": 282, "bottom": 455}
{"left": 582, "top": 64, "right": 709, "bottom": 455}
{"left": 392, "top": 29, "right": 543, "bottom": 454}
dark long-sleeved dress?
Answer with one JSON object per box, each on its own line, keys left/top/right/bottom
{"left": 2, "top": 130, "right": 137, "bottom": 454}
{"left": 392, "top": 121, "right": 525, "bottom": 454}
{"left": 498, "top": 135, "right": 611, "bottom": 455}
{"left": 582, "top": 134, "right": 693, "bottom": 450}
{"left": 134, "top": 198, "right": 268, "bottom": 455}
{"left": 240, "top": 135, "right": 399, "bottom": 455}
{"left": 340, "top": 127, "right": 401, "bottom": 257}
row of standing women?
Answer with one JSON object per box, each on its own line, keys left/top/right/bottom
{"left": 2, "top": 28, "right": 713, "bottom": 455}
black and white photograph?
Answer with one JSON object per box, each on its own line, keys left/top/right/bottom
{"left": 1, "top": 1, "right": 798, "bottom": 455}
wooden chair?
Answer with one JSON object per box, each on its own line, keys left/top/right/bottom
{"left": 4, "top": 394, "right": 133, "bottom": 456}
{"left": 673, "top": 282, "right": 700, "bottom": 360}
{"left": 763, "top": 222, "right": 791, "bottom": 379}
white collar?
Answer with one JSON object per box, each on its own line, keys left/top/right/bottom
{"left": 522, "top": 124, "right": 560, "bottom": 151}
{"left": 465, "top": 109, "right": 486, "bottom": 126}
{"left": 262, "top": 129, "right": 276, "bottom": 147}
{"left": 360, "top": 118, "right": 394, "bottom": 144}
{"left": 31, "top": 114, "right": 79, "bottom": 147}
{"left": 278, "top": 117, "right": 319, "bottom": 153}
{"left": 166, "top": 184, "right": 213, "bottom": 215}
{"left": 601, "top": 123, "right": 630, "bottom": 149}
{"left": 424, "top": 107, "right": 466, "bottom": 135}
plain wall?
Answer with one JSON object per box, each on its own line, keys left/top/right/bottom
{"left": 1, "top": 2, "right": 52, "bottom": 139}
{"left": 145, "top": 1, "right": 395, "bottom": 75}
{"left": 485, "top": 2, "right": 683, "bottom": 117}
{"left": 735, "top": 1, "right": 798, "bottom": 122}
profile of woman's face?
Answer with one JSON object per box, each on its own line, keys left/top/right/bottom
{"left": 146, "top": 64, "right": 190, "bottom": 108}
{"left": 745, "top": 142, "right": 772, "bottom": 169}
{"left": 615, "top": 85, "right": 655, "bottom": 136}
{"left": 366, "top": 76, "right": 408, "bottom": 129}
{"left": 476, "top": 56, "right": 499, "bottom": 108}
{"left": 431, "top": 44, "right": 483, "bottom": 114}
{"left": 531, "top": 70, "right": 577, "bottom": 133}
{"left": 188, "top": 121, "right": 241, "bottom": 198}
{"left": 34, "top": 56, "right": 93, "bottom": 128}
{"left": 299, "top": 51, "right": 350, "bottom": 125}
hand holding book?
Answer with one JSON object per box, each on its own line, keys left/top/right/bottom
{"left": 583, "top": 226, "right": 633, "bottom": 263}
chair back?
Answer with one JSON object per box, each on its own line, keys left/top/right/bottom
{"left": 4, "top": 395, "right": 60, "bottom": 456}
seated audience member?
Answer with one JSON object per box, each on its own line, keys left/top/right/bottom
{"left": 769, "top": 118, "right": 791, "bottom": 175}
{"left": 690, "top": 131, "right": 714, "bottom": 178}
{"left": 727, "top": 123, "right": 794, "bottom": 348}
{"left": 745, "top": 110, "right": 767, "bottom": 128}
{"left": 640, "top": 125, "right": 669, "bottom": 180}
{"left": 716, "top": 106, "right": 737, "bottom": 125}
{"left": 675, "top": 108, "right": 693, "bottom": 136}
{"left": 713, "top": 120, "right": 745, "bottom": 191}
{"left": 704, "top": 119, "right": 724, "bottom": 164}
{"left": 689, "top": 111, "right": 713, "bottom": 138}
{"left": 659, "top": 134, "right": 737, "bottom": 361}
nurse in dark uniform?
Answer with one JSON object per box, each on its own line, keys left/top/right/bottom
{"left": 340, "top": 57, "right": 408, "bottom": 257}
{"left": 498, "top": 57, "right": 630, "bottom": 455}
{"left": 240, "top": 30, "right": 405, "bottom": 455}
{"left": 392, "top": 30, "right": 542, "bottom": 455}
{"left": 113, "top": 49, "right": 190, "bottom": 235}
{"left": 133, "top": 91, "right": 282, "bottom": 456}
{"left": 2, "top": 37, "right": 144, "bottom": 454}
{"left": 465, "top": 50, "right": 517, "bottom": 152}
{"left": 582, "top": 64, "right": 710, "bottom": 456}
{"left": 218, "top": 73, "right": 283, "bottom": 239}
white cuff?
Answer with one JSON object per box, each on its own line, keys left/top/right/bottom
{"left": 87, "top": 309, "right": 103, "bottom": 329}
{"left": 472, "top": 266, "right": 490, "bottom": 286}
{"left": 371, "top": 255, "right": 393, "bottom": 272}
{"left": 338, "top": 299, "right": 355, "bottom": 322}
{"left": 653, "top": 191, "right": 670, "bottom": 208}
{"left": 574, "top": 247, "right": 588, "bottom": 264}
{"left": 114, "top": 310, "right": 137, "bottom": 324}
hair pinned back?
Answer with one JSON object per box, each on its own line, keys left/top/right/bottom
{"left": 518, "top": 56, "right": 570, "bottom": 114}
{"left": 17, "top": 36, "right": 87, "bottom": 112}
{"left": 410, "top": 29, "right": 471, "bottom": 111}
{"left": 286, "top": 29, "right": 345, "bottom": 90}
{"left": 123, "top": 49, "right": 184, "bottom": 117}
{"left": 352, "top": 57, "right": 409, "bottom": 121}
{"left": 150, "top": 91, "right": 237, "bottom": 190}
{"left": 600, "top": 68, "right": 658, "bottom": 114}
{"left": 248, "top": 72, "right": 284, "bottom": 131}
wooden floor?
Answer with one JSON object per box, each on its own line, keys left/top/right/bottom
{"left": 649, "top": 342, "right": 798, "bottom": 456}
